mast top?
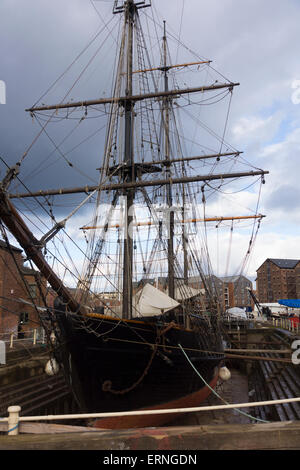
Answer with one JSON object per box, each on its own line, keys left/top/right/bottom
{"left": 113, "top": 0, "right": 151, "bottom": 14}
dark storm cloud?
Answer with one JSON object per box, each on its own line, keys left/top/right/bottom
{"left": 1, "top": 0, "right": 300, "bottom": 233}
{"left": 0, "top": 0, "right": 117, "bottom": 202}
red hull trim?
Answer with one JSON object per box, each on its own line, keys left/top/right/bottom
{"left": 93, "top": 370, "right": 219, "bottom": 429}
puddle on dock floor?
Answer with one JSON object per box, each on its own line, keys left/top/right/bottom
{"left": 167, "top": 368, "right": 251, "bottom": 427}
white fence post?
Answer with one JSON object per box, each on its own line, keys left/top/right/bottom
{"left": 0, "top": 340, "right": 5, "bottom": 365}
{"left": 33, "top": 329, "right": 37, "bottom": 345}
{"left": 7, "top": 406, "right": 21, "bottom": 435}
{"left": 10, "top": 333, "right": 14, "bottom": 349}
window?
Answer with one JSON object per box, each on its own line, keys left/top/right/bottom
{"left": 19, "top": 312, "right": 29, "bottom": 324}
{"left": 28, "top": 284, "right": 37, "bottom": 299}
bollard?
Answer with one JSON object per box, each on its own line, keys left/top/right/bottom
{"left": 33, "top": 329, "right": 37, "bottom": 345}
{"left": 10, "top": 333, "right": 14, "bottom": 349}
{"left": 7, "top": 406, "right": 21, "bottom": 435}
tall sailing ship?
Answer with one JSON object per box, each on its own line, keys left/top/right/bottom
{"left": 0, "top": 0, "right": 268, "bottom": 428}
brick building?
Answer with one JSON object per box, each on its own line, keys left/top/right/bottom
{"left": 188, "top": 274, "right": 253, "bottom": 310}
{"left": 0, "top": 240, "right": 46, "bottom": 338}
{"left": 220, "top": 275, "right": 253, "bottom": 310}
{"left": 102, "top": 273, "right": 254, "bottom": 313}
{"left": 256, "top": 258, "right": 300, "bottom": 303}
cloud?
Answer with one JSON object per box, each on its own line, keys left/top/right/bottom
{"left": 231, "top": 112, "right": 284, "bottom": 148}
{"left": 1, "top": 0, "right": 300, "bottom": 291}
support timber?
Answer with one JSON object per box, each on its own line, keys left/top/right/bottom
{"left": 1, "top": 421, "right": 300, "bottom": 450}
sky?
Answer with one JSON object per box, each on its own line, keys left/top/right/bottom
{"left": 1, "top": 0, "right": 300, "bottom": 288}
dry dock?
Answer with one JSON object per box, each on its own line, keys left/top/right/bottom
{"left": 0, "top": 319, "right": 300, "bottom": 451}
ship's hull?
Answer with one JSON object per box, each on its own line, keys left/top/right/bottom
{"left": 92, "top": 372, "right": 219, "bottom": 429}
{"left": 55, "top": 309, "right": 224, "bottom": 429}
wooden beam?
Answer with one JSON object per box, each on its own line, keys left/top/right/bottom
{"left": 224, "top": 353, "right": 292, "bottom": 364}
{"left": 224, "top": 348, "right": 291, "bottom": 354}
{"left": 81, "top": 214, "right": 265, "bottom": 231}
{"left": 25, "top": 82, "right": 239, "bottom": 113}
{"left": 0, "top": 422, "right": 98, "bottom": 434}
{"left": 1, "top": 421, "right": 300, "bottom": 450}
{"left": 129, "top": 151, "right": 242, "bottom": 167}
{"left": 95, "top": 151, "right": 241, "bottom": 172}
{"left": 9, "top": 169, "right": 268, "bottom": 199}
{"left": 132, "top": 60, "right": 211, "bottom": 74}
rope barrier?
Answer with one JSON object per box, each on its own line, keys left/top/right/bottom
{"left": 2, "top": 397, "right": 300, "bottom": 428}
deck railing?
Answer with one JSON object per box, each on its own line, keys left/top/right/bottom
{"left": 223, "top": 315, "right": 300, "bottom": 334}
{"left": 0, "top": 327, "right": 46, "bottom": 347}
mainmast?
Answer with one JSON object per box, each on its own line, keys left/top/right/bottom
{"left": 162, "top": 21, "right": 175, "bottom": 299}
{"left": 122, "top": 0, "right": 135, "bottom": 319}
{"left": 115, "top": 0, "right": 152, "bottom": 319}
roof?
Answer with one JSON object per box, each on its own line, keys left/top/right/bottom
{"left": 0, "top": 239, "right": 22, "bottom": 252}
{"left": 269, "top": 258, "right": 300, "bottom": 269}
{"left": 22, "top": 266, "right": 38, "bottom": 275}
{"left": 220, "top": 275, "right": 251, "bottom": 283}
{"left": 256, "top": 258, "right": 300, "bottom": 271}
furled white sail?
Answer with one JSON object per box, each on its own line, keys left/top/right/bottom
{"left": 132, "top": 283, "right": 180, "bottom": 317}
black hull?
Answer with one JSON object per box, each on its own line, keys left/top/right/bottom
{"left": 54, "top": 309, "right": 224, "bottom": 423}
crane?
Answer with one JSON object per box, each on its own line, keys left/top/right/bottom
{"left": 246, "top": 287, "right": 271, "bottom": 318}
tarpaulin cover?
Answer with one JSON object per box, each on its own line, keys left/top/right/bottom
{"left": 278, "top": 299, "right": 300, "bottom": 308}
{"left": 227, "top": 307, "right": 247, "bottom": 319}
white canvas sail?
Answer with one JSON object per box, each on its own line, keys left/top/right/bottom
{"left": 132, "top": 283, "right": 180, "bottom": 318}
{"left": 167, "top": 285, "right": 205, "bottom": 302}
